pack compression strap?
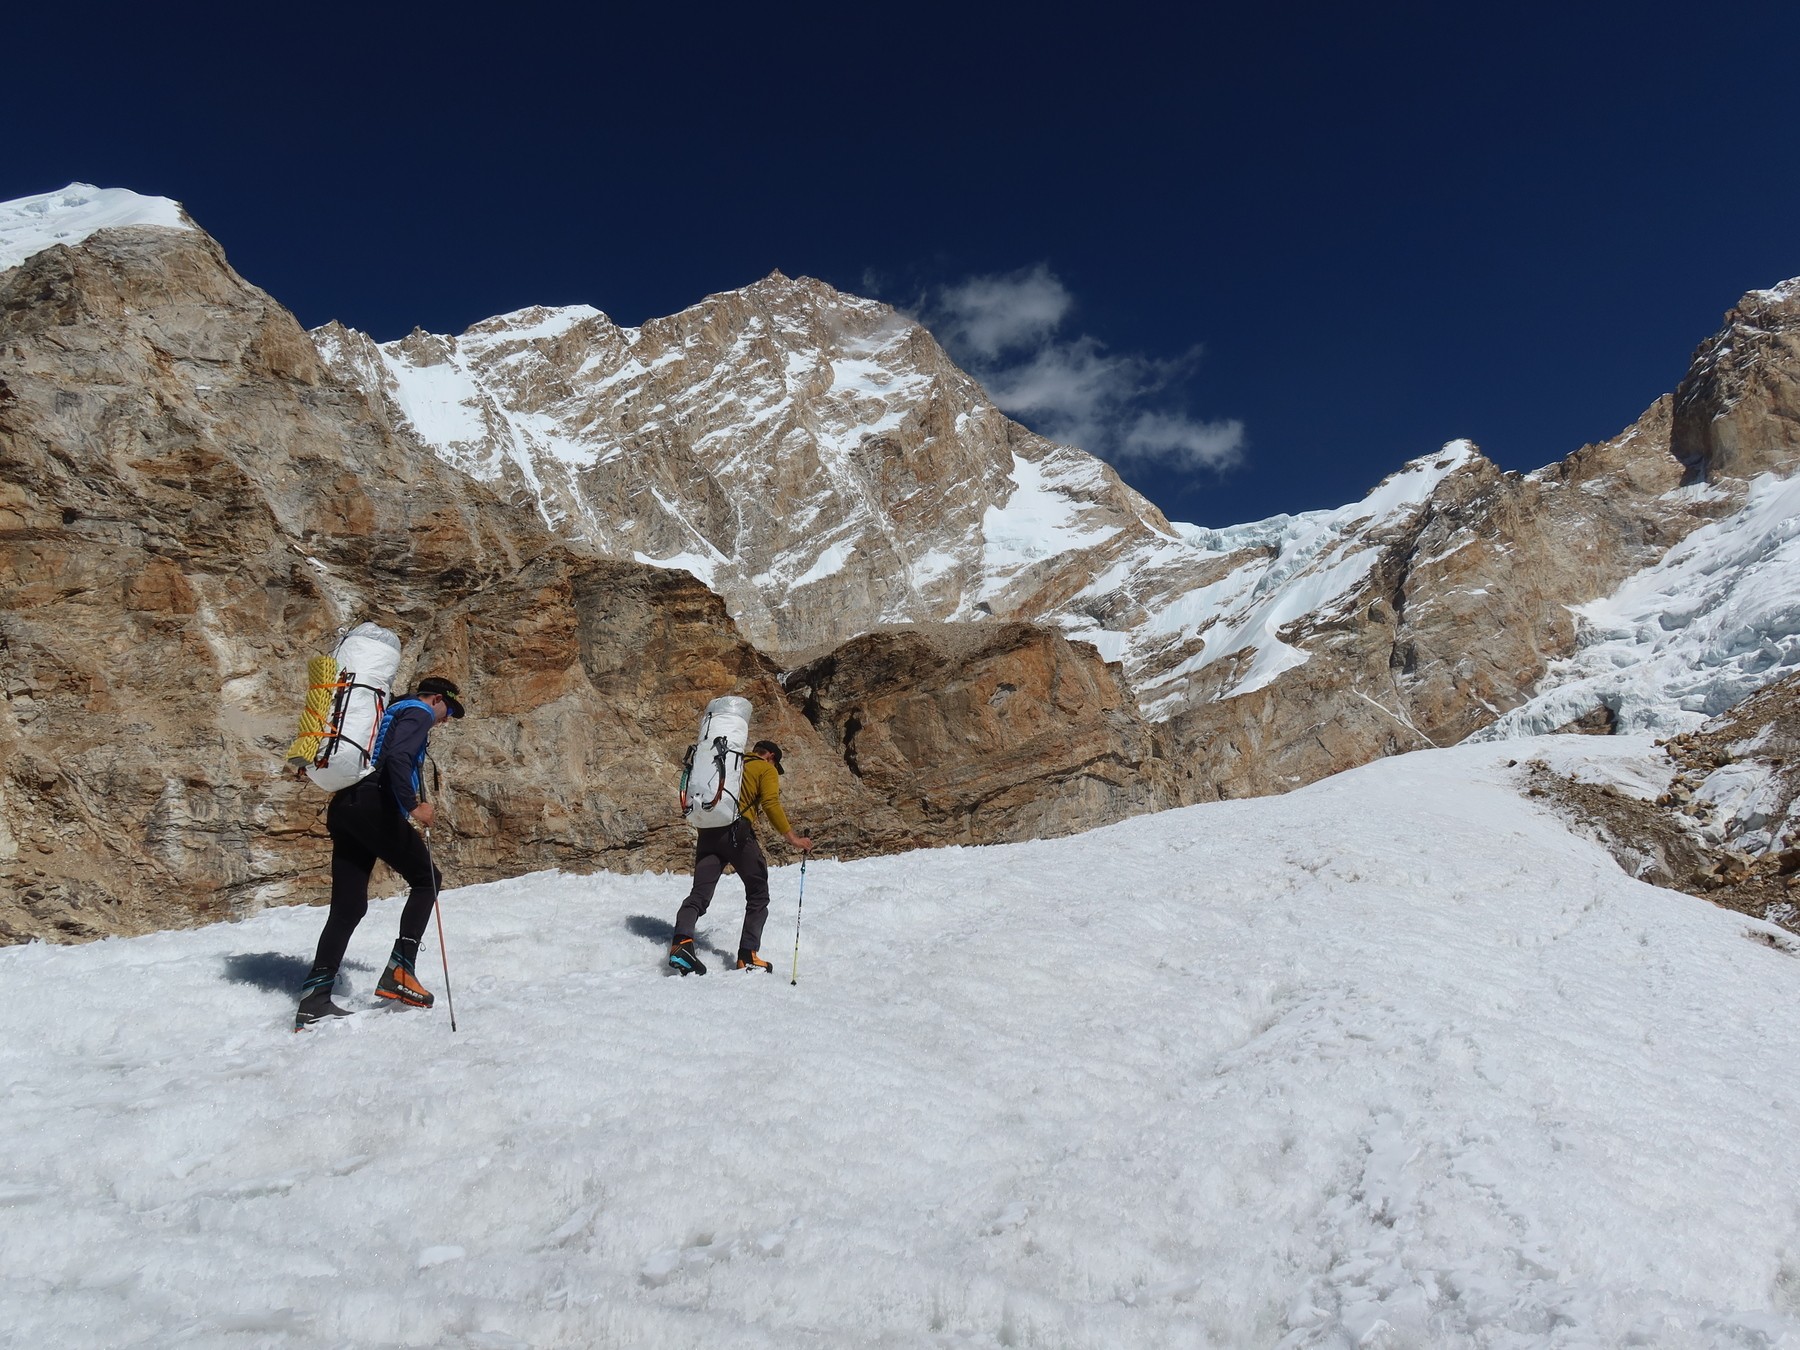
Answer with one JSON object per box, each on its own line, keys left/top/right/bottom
{"left": 317, "top": 677, "right": 388, "bottom": 767}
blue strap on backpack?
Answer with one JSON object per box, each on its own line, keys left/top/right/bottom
{"left": 371, "top": 697, "right": 435, "bottom": 804}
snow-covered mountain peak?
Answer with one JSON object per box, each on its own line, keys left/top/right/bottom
{"left": 0, "top": 182, "right": 191, "bottom": 273}
{"left": 312, "top": 274, "right": 1180, "bottom": 660}
{"left": 462, "top": 303, "right": 608, "bottom": 347}
{"left": 1749, "top": 274, "right": 1800, "bottom": 305}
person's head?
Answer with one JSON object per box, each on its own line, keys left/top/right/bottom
{"left": 415, "top": 676, "right": 466, "bottom": 725}
{"left": 752, "top": 740, "right": 783, "bottom": 774}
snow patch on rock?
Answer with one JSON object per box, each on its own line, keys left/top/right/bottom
{"left": 0, "top": 183, "right": 190, "bottom": 273}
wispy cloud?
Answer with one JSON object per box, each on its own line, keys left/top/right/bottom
{"left": 930, "top": 264, "right": 1071, "bottom": 360}
{"left": 913, "top": 265, "right": 1244, "bottom": 474}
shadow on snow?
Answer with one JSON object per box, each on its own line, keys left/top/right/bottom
{"left": 222, "top": 951, "right": 374, "bottom": 993}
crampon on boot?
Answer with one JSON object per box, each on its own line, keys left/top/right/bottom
{"left": 295, "top": 964, "right": 352, "bottom": 1030}
{"left": 668, "top": 936, "right": 707, "bottom": 976}
{"left": 376, "top": 940, "right": 435, "bottom": 1008}
{"left": 735, "top": 949, "right": 773, "bottom": 972}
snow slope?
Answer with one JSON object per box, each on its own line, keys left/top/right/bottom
{"left": 0, "top": 183, "right": 189, "bottom": 273}
{"left": 5, "top": 738, "right": 1800, "bottom": 1347}
{"left": 1478, "top": 470, "right": 1800, "bottom": 740}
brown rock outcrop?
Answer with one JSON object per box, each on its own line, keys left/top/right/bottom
{"left": 1517, "top": 670, "right": 1800, "bottom": 933}
{"left": 1673, "top": 280, "right": 1800, "bottom": 482}
{"left": 786, "top": 623, "right": 1177, "bottom": 844}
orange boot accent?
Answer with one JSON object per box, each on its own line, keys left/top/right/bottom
{"left": 376, "top": 961, "right": 435, "bottom": 1008}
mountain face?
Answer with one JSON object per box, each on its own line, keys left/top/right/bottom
{"left": 5, "top": 183, "right": 1800, "bottom": 944}
{"left": 0, "top": 195, "right": 1172, "bottom": 944}
{"left": 310, "top": 279, "right": 1190, "bottom": 670}
{"left": 1673, "top": 278, "right": 1800, "bottom": 483}
{"left": 318, "top": 271, "right": 1787, "bottom": 802}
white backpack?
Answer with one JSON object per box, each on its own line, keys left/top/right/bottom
{"left": 284, "top": 623, "right": 404, "bottom": 791}
{"left": 679, "top": 696, "right": 752, "bottom": 829}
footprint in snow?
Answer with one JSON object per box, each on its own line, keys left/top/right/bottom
{"left": 987, "top": 1201, "right": 1030, "bottom": 1234}
{"left": 640, "top": 1227, "right": 788, "bottom": 1286}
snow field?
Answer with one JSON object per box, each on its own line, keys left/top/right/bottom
{"left": 4, "top": 739, "right": 1800, "bottom": 1347}
{"left": 0, "top": 183, "right": 190, "bottom": 274}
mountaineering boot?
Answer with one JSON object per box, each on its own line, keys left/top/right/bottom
{"left": 376, "top": 938, "right": 435, "bottom": 1008}
{"left": 668, "top": 936, "right": 707, "bottom": 976}
{"left": 735, "top": 949, "right": 773, "bottom": 972}
{"left": 295, "top": 963, "right": 352, "bottom": 1030}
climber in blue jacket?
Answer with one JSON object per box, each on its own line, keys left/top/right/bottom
{"left": 296, "top": 676, "right": 466, "bottom": 1027}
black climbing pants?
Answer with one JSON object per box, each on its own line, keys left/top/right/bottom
{"left": 674, "top": 819, "right": 771, "bottom": 953}
{"left": 310, "top": 780, "right": 442, "bottom": 974}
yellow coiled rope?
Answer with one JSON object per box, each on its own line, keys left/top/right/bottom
{"left": 285, "top": 654, "right": 341, "bottom": 768}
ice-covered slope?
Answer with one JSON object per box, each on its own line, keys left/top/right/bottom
{"left": 0, "top": 182, "right": 189, "bottom": 272}
{"left": 1480, "top": 469, "right": 1800, "bottom": 739}
{"left": 4, "top": 738, "right": 1799, "bottom": 1347}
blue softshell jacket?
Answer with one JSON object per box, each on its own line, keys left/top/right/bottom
{"left": 368, "top": 698, "right": 435, "bottom": 814}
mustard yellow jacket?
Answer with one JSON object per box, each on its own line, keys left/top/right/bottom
{"left": 738, "top": 757, "right": 793, "bottom": 836}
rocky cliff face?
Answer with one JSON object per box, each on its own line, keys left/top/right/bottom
{"left": 1673, "top": 279, "right": 1800, "bottom": 483}
{"left": 786, "top": 622, "right": 1177, "bottom": 845}
{"left": 311, "top": 281, "right": 1187, "bottom": 666}
{"left": 0, "top": 213, "right": 1165, "bottom": 944}
{"left": 8, "top": 184, "right": 1800, "bottom": 945}
{"left": 1164, "top": 399, "right": 1739, "bottom": 800}
{"left": 319, "top": 272, "right": 1797, "bottom": 810}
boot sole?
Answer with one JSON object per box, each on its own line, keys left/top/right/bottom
{"left": 294, "top": 1012, "right": 352, "bottom": 1031}
{"left": 375, "top": 988, "right": 434, "bottom": 1008}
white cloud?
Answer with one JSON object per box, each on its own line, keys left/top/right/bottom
{"left": 930, "top": 265, "right": 1072, "bottom": 360}
{"left": 913, "top": 265, "right": 1243, "bottom": 476}
{"left": 1121, "top": 411, "right": 1246, "bottom": 472}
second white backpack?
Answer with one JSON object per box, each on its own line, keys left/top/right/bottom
{"left": 680, "top": 696, "right": 752, "bottom": 829}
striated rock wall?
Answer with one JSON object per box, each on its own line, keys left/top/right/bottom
{"left": 786, "top": 622, "right": 1178, "bottom": 845}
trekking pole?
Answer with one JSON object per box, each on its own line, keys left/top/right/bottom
{"left": 424, "top": 829, "right": 458, "bottom": 1032}
{"left": 790, "top": 856, "right": 807, "bottom": 986}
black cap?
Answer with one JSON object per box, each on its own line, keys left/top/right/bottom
{"left": 416, "top": 676, "right": 465, "bottom": 719}
{"left": 753, "top": 740, "right": 782, "bottom": 773}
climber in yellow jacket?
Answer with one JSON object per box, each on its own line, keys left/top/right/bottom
{"left": 669, "top": 740, "right": 812, "bottom": 974}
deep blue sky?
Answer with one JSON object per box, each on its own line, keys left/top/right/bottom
{"left": 10, "top": 4, "right": 1800, "bottom": 527}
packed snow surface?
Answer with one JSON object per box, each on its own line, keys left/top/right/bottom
{"left": 6, "top": 738, "right": 1800, "bottom": 1347}
{"left": 1478, "top": 469, "right": 1800, "bottom": 740}
{"left": 0, "top": 182, "right": 190, "bottom": 273}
